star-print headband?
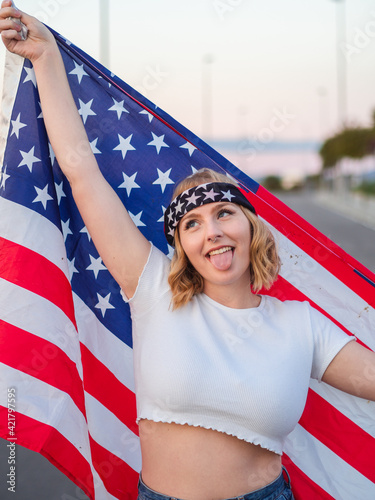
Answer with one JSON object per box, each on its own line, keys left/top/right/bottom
{"left": 164, "top": 182, "right": 257, "bottom": 246}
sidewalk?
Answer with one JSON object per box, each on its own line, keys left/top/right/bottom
{"left": 316, "top": 190, "right": 375, "bottom": 231}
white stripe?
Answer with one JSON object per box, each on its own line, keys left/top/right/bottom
{"left": 0, "top": 197, "right": 69, "bottom": 280}
{"left": 85, "top": 392, "right": 141, "bottom": 473}
{"left": 310, "top": 380, "right": 375, "bottom": 439}
{"left": 0, "top": 363, "right": 90, "bottom": 461}
{"left": 0, "top": 52, "right": 24, "bottom": 167}
{"left": 74, "top": 293, "right": 135, "bottom": 393}
{"left": 284, "top": 424, "right": 375, "bottom": 499}
{"left": 0, "top": 279, "right": 80, "bottom": 372}
{"left": 267, "top": 222, "right": 375, "bottom": 350}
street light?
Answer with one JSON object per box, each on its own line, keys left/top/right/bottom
{"left": 331, "top": 0, "right": 347, "bottom": 129}
{"left": 99, "top": 0, "right": 110, "bottom": 68}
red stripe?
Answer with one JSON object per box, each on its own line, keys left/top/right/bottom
{"left": 243, "top": 187, "right": 375, "bottom": 307}
{"left": 0, "top": 237, "right": 77, "bottom": 328}
{"left": 300, "top": 389, "right": 375, "bottom": 483}
{"left": 0, "top": 406, "right": 95, "bottom": 499}
{"left": 282, "top": 455, "right": 335, "bottom": 500}
{"left": 80, "top": 343, "right": 138, "bottom": 435}
{"left": 0, "top": 320, "right": 86, "bottom": 417}
{"left": 89, "top": 435, "right": 139, "bottom": 499}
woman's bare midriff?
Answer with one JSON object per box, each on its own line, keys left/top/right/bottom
{"left": 139, "top": 420, "right": 282, "bottom": 500}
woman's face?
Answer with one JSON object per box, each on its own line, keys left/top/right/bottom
{"left": 178, "top": 201, "right": 252, "bottom": 293}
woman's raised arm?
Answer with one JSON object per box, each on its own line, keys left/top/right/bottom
{"left": 0, "top": 1, "right": 151, "bottom": 298}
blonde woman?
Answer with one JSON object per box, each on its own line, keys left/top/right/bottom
{"left": 1, "top": 3, "right": 374, "bottom": 500}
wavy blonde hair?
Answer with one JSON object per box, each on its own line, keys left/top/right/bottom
{"left": 168, "top": 169, "right": 280, "bottom": 309}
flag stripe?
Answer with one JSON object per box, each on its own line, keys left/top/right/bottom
{"left": 0, "top": 406, "right": 95, "bottom": 499}
{"left": 300, "top": 389, "right": 375, "bottom": 483}
{"left": 247, "top": 187, "right": 375, "bottom": 304}
{"left": 282, "top": 455, "right": 335, "bottom": 500}
{"left": 0, "top": 320, "right": 85, "bottom": 416}
{"left": 89, "top": 435, "right": 139, "bottom": 500}
{"left": 0, "top": 237, "right": 76, "bottom": 328}
{"left": 80, "top": 344, "right": 138, "bottom": 435}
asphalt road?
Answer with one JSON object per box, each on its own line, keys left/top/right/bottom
{"left": 1, "top": 191, "right": 374, "bottom": 499}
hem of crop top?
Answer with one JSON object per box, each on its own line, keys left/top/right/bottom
{"left": 137, "top": 415, "right": 283, "bottom": 455}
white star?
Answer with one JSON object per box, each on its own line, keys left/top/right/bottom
{"left": 191, "top": 166, "right": 198, "bottom": 174}
{"left": 32, "top": 184, "right": 53, "bottom": 210}
{"left": 95, "top": 292, "right": 115, "bottom": 318}
{"left": 118, "top": 172, "right": 140, "bottom": 196}
{"left": 49, "top": 143, "right": 56, "bottom": 165}
{"left": 37, "top": 102, "right": 43, "bottom": 119}
{"left": 18, "top": 146, "right": 41, "bottom": 173}
{"left": 153, "top": 168, "right": 174, "bottom": 193}
{"left": 157, "top": 205, "right": 167, "bottom": 222}
{"left": 90, "top": 138, "right": 101, "bottom": 155}
{"left": 108, "top": 98, "right": 129, "bottom": 119}
{"left": 62, "top": 219, "right": 73, "bottom": 242}
{"left": 55, "top": 181, "right": 66, "bottom": 205}
{"left": 203, "top": 188, "right": 219, "bottom": 201}
{"left": 11, "top": 113, "right": 27, "bottom": 139}
{"left": 221, "top": 189, "right": 236, "bottom": 201}
{"left": 113, "top": 134, "right": 136, "bottom": 159}
{"left": 179, "top": 142, "right": 196, "bottom": 156}
{"left": 86, "top": 255, "right": 107, "bottom": 279}
{"left": 69, "top": 61, "right": 88, "bottom": 84}
{"left": 0, "top": 165, "right": 10, "bottom": 189}
{"left": 80, "top": 226, "right": 92, "bottom": 242}
{"left": 139, "top": 109, "right": 153, "bottom": 123}
{"left": 147, "top": 133, "right": 169, "bottom": 154}
{"left": 185, "top": 192, "right": 202, "bottom": 206}
{"left": 68, "top": 257, "right": 79, "bottom": 280}
{"left": 129, "top": 210, "right": 146, "bottom": 227}
{"left": 23, "top": 66, "right": 37, "bottom": 87}
{"left": 78, "top": 98, "right": 96, "bottom": 124}
{"left": 174, "top": 199, "right": 184, "bottom": 214}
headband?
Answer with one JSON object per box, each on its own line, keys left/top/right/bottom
{"left": 164, "top": 182, "right": 256, "bottom": 246}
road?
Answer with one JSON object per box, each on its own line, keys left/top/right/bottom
{"left": 1, "top": 191, "right": 374, "bottom": 499}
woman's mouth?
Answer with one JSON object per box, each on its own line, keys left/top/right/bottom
{"left": 207, "top": 246, "right": 234, "bottom": 270}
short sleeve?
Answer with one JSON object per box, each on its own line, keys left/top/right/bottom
{"left": 120, "top": 244, "right": 171, "bottom": 317}
{"left": 309, "top": 305, "right": 355, "bottom": 382}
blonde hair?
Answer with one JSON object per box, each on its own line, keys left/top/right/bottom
{"left": 168, "top": 169, "right": 280, "bottom": 309}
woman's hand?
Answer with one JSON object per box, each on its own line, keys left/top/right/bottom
{"left": 0, "top": 0, "right": 56, "bottom": 62}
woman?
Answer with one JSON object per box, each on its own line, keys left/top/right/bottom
{"left": 1, "top": 3, "right": 374, "bottom": 500}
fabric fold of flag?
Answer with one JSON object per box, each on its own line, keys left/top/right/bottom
{"left": 0, "top": 27, "right": 374, "bottom": 500}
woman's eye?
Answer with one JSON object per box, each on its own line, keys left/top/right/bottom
{"left": 218, "top": 209, "right": 233, "bottom": 218}
{"left": 184, "top": 219, "right": 198, "bottom": 230}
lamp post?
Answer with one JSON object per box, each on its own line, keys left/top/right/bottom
{"left": 99, "top": 0, "right": 110, "bottom": 68}
{"left": 202, "top": 54, "right": 214, "bottom": 141}
{"left": 331, "top": 0, "right": 347, "bottom": 129}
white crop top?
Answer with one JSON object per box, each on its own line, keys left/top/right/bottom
{"left": 122, "top": 244, "right": 354, "bottom": 455}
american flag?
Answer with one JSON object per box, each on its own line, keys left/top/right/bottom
{"left": 0, "top": 28, "right": 374, "bottom": 500}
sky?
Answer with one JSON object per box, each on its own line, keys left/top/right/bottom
{"left": 1, "top": 0, "right": 375, "bottom": 179}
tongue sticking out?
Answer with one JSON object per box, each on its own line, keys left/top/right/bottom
{"left": 209, "top": 249, "right": 233, "bottom": 270}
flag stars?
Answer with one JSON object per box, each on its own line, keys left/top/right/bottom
{"left": 139, "top": 109, "right": 153, "bottom": 123}
{"left": 32, "top": 184, "right": 53, "bottom": 210}
{"left": 49, "top": 143, "right": 56, "bottom": 165}
{"left": 23, "top": 66, "right": 37, "bottom": 87}
{"left": 69, "top": 61, "right": 89, "bottom": 84}
{"left": 153, "top": 168, "right": 174, "bottom": 193}
{"left": 80, "top": 226, "right": 92, "bottom": 242}
{"left": 11, "top": 113, "right": 27, "bottom": 139}
{"left": 179, "top": 142, "right": 196, "bottom": 156}
{"left": 108, "top": 98, "right": 129, "bottom": 120}
{"left": 18, "top": 146, "right": 41, "bottom": 173}
{"left": 157, "top": 205, "right": 167, "bottom": 223}
{"left": 221, "top": 189, "right": 236, "bottom": 202}
{"left": 118, "top": 172, "right": 140, "bottom": 196}
{"left": 147, "top": 133, "right": 169, "bottom": 154}
{"left": 113, "top": 134, "right": 136, "bottom": 159}
{"left": 55, "top": 182, "right": 67, "bottom": 205}
{"left": 95, "top": 292, "right": 115, "bottom": 318}
{"left": 0, "top": 165, "right": 10, "bottom": 189}
{"left": 129, "top": 211, "right": 146, "bottom": 227}
{"left": 86, "top": 255, "right": 107, "bottom": 279}
{"left": 203, "top": 188, "right": 219, "bottom": 201}
{"left": 78, "top": 98, "right": 96, "bottom": 124}
{"left": 67, "top": 257, "right": 79, "bottom": 280}
{"left": 90, "top": 138, "right": 101, "bottom": 155}
{"left": 62, "top": 219, "right": 73, "bottom": 242}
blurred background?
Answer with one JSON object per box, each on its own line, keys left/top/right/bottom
{"left": 0, "top": 1, "right": 374, "bottom": 498}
